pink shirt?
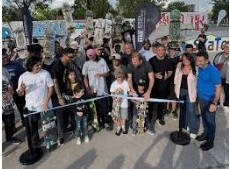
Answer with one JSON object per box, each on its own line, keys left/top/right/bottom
{"left": 174, "top": 62, "right": 197, "bottom": 102}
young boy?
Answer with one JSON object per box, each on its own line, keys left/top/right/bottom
{"left": 71, "top": 85, "right": 90, "bottom": 145}
{"left": 131, "top": 79, "right": 150, "bottom": 135}
{"left": 110, "top": 69, "right": 130, "bottom": 136}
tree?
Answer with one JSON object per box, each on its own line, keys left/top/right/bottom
{"left": 210, "top": 0, "right": 229, "bottom": 24}
{"left": 33, "top": 2, "right": 59, "bottom": 20}
{"left": 116, "top": 0, "right": 165, "bottom": 18}
{"left": 166, "top": 2, "right": 195, "bottom": 12}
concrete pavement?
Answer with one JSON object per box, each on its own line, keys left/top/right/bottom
{"left": 2, "top": 106, "right": 229, "bottom": 169}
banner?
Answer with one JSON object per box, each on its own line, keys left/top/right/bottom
{"left": 22, "top": 2, "right": 33, "bottom": 45}
{"left": 135, "top": 2, "right": 160, "bottom": 51}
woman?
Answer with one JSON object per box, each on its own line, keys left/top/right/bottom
{"left": 174, "top": 53, "right": 198, "bottom": 138}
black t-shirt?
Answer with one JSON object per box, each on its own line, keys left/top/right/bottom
{"left": 121, "top": 53, "right": 131, "bottom": 66}
{"left": 149, "top": 56, "right": 173, "bottom": 81}
{"left": 127, "top": 61, "right": 153, "bottom": 91}
{"left": 51, "top": 59, "right": 68, "bottom": 98}
{"left": 71, "top": 94, "right": 89, "bottom": 116}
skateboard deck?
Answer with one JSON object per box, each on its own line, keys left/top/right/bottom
{"left": 85, "top": 10, "right": 94, "bottom": 37}
{"left": 88, "top": 101, "right": 100, "bottom": 132}
{"left": 104, "top": 13, "right": 113, "bottom": 39}
{"left": 43, "top": 28, "right": 55, "bottom": 65}
{"left": 136, "top": 101, "right": 148, "bottom": 134}
{"left": 41, "top": 110, "right": 58, "bottom": 149}
{"left": 94, "top": 18, "right": 104, "bottom": 46}
{"left": 109, "top": 88, "right": 123, "bottom": 123}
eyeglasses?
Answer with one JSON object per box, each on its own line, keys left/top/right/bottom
{"left": 67, "top": 55, "right": 75, "bottom": 59}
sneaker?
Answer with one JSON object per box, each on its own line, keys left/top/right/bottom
{"left": 158, "top": 118, "right": 165, "bottom": 125}
{"left": 171, "top": 111, "right": 178, "bottom": 120}
{"left": 131, "top": 128, "right": 137, "bottom": 136}
{"left": 115, "top": 129, "right": 122, "bottom": 136}
{"left": 200, "top": 141, "right": 214, "bottom": 151}
{"left": 165, "top": 109, "right": 171, "bottom": 116}
{"left": 190, "top": 133, "right": 197, "bottom": 139}
{"left": 196, "top": 133, "right": 207, "bottom": 142}
{"left": 57, "top": 138, "right": 64, "bottom": 146}
{"left": 105, "top": 123, "right": 112, "bottom": 131}
{"left": 147, "top": 129, "right": 155, "bottom": 136}
{"left": 122, "top": 128, "right": 128, "bottom": 134}
{"left": 76, "top": 137, "right": 81, "bottom": 145}
{"left": 10, "top": 137, "right": 21, "bottom": 145}
{"left": 85, "top": 136, "right": 90, "bottom": 143}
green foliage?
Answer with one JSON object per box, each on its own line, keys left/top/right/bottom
{"left": 166, "top": 1, "right": 195, "bottom": 12}
{"left": 210, "top": 0, "right": 229, "bottom": 23}
{"left": 33, "top": 2, "right": 59, "bottom": 20}
{"left": 2, "top": 5, "right": 22, "bottom": 22}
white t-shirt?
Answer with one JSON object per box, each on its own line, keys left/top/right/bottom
{"left": 17, "top": 69, "right": 54, "bottom": 112}
{"left": 139, "top": 48, "right": 155, "bottom": 61}
{"left": 82, "top": 58, "right": 110, "bottom": 96}
{"left": 110, "top": 80, "right": 130, "bottom": 108}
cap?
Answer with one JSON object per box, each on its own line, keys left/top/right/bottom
{"left": 114, "top": 69, "right": 125, "bottom": 78}
{"left": 86, "top": 49, "right": 96, "bottom": 59}
{"left": 112, "top": 53, "right": 121, "bottom": 60}
{"left": 93, "top": 43, "right": 104, "bottom": 49}
{"left": 69, "top": 41, "right": 79, "bottom": 50}
{"left": 137, "top": 79, "right": 146, "bottom": 86}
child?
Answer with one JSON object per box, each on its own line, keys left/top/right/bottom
{"left": 71, "top": 85, "right": 90, "bottom": 145}
{"left": 64, "top": 70, "right": 79, "bottom": 132}
{"left": 110, "top": 69, "right": 130, "bottom": 136}
{"left": 2, "top": 75, "right": 21, "bottom": 144}
{"left": 131, "top": 79, "right": 150, "bottom": 135}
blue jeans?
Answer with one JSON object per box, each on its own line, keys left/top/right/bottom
{"left": 179, "top": 89, "right": 198, "bottom": 134}
{"left": 75, "top": 114, "right": 89, "bottom": 138}
{"left": 198, "top": 97, "right": 216, "bottom": 142}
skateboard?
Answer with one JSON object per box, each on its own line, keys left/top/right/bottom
{"left": 104, "top": 13, "right": 113, "bottom": 39}
{"left": 109, "top": 88, "right": 123, "bottom": 123}
{"left": 136, "top": 101, "right": 148, "bottom": 134}
{"left": 43, "top": 28, "right": 55, "bottom": 65}
{"left": 94, "top": 18, "right": 104, "bottom": 46}
{"left": 85, "top": 10, "right": 94, "bottom": 37}
{"left": 41, "top": 110, "right": 58, "bottom": 149}
{"left": 62, "top": 3, "right": 74, "bottom": 29}
{"left": 88, "top": 101, "right": 100, "bottom": 132}
{"left": 13, "top": 27, "right": 27, "bottom": 59}
{"left": 112, "top": 15, "right": 123, "bottom": 44}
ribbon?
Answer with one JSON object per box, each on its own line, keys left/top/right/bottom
{"left": 23, "top": 94, "right": 184, "bottom": 117}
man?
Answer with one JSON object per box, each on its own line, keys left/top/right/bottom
{"left": 121, "top": 42, "right": 134, "bottom": 66}
{"left": 3, "top": 48, "right": 26, "bottom": 126}
{"left": 127, "top": 52, "right": 155, "bottom": 135}
{"left": 51, "top": 47, "right": 75, "bottom": 145}
{"left": 17, "top": 56, "right": 54, "bottom": 145}
{"left": 82, "top": 46, "right": 111, "bottom": 130}
{"left": 213, "top": 42, "right": 229, "bottom": 111}
{"left": 149, "top": 44, "right": 173, "bottom": 125}
{"left": 139, "top": 39, "right": 154, "bottom": 61}
{"left": 196, "top": 51, "right": 221, "bottom": 151}
{"left": 68, "top": 41, "right": 86, "bottom": 86}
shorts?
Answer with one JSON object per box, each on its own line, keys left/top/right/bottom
{"left": 119, "top": 108, "right": 128, "bottom": 120}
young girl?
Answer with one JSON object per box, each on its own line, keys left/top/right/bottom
{"left": 64, "top": 70, "right": 79, "bottom": 132}
{"left": 110, "top": 69, "right": 130, "bottom": 136}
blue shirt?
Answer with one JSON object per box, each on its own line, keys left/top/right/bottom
{"left": 197, "top": 64, "right": 221, "bottom": 101}
{"left": 3, "top": 61, "right": 25, "bottom": 90}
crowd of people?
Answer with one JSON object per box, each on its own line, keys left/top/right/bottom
{"left": 2, "top": 29, "right": 229, "bottom": 151}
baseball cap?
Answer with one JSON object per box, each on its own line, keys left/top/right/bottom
{"left": 86, "top": 49, "right": 96, "bottom": 59}
{"left": 112, "top": 53, "right": 121, "bottom": 60}
{"left": 93, "top": 43, "right": 104, "bottom": 49}
{"left": 137, "top": 79, "right": 146, "bottom": 86}
{"left": 69, "top": 41, "right": 79, "bottom": 50}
